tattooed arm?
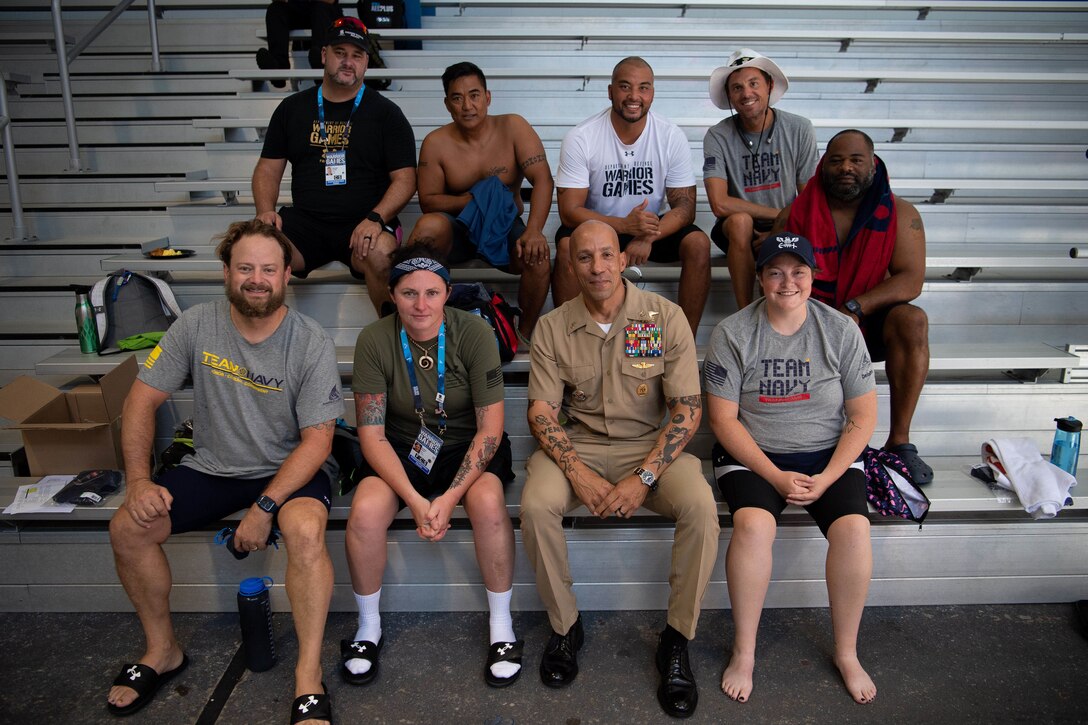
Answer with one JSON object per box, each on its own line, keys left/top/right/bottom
{"left": 842, "top": 197, "right": 926, "bottom": 318}
{"left": 513, "top": 115, "right": 554, "bottom": 267}
{"left": 657, "top": 185, "right": 698, "bottom": 237}
{"left": 597, "top": 393, "right": 703, "bottom": 519}
{"left": 355, "top": 392, "right": 442, "bottom": 541}
{"left": 527, "top": 398, "right": 615, "bottom": 517}
{"left": 421, "top": 401, "right": 506, "bottom": 537}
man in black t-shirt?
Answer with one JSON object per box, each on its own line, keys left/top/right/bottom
{"left": 252, "top": 16, "right": 416, "bottom": 313}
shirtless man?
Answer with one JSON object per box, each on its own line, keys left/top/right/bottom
{"left": 407, "top": 61, "right": 554, "bottom": 340}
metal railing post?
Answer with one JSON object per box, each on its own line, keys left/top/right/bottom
{"left": 0, "top": 78, "right": 30, "bottom": 241}
{"left": 146, "top": 0, "right": 162, "bottom": 72}
{"left": 51, "top": 0, "right": 84, "bottom": 172}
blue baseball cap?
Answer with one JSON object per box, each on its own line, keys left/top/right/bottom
{"left": 756, "top": 232, "right": 817, "bottom": 270}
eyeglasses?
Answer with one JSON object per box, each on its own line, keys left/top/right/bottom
{"left": 730, "top": 56, "right": 754, "bottom": 66}
{"left": 332, "top": 16, "right": 369, "bottom": 33}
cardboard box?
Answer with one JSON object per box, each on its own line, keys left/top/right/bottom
{"left": 0, "top": 355, "right": 137, "bottom": 475}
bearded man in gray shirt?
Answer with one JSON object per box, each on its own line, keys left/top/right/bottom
{"left": 703, "top": 48, "right": 818, "bottom": 311}
{"left": 106, "top": 219, "right": 342, "bottom": 725}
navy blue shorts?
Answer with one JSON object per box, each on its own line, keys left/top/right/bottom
{"left": 712, "top": 443, "right": 867, "bottom": 537}
{"left": 157, "top": 465, "right": 332, "bottom": 534}
{"left": 354, "top": 432, "right": 514, "bottom": 507}
{"left": 555, "top": 220, "right": 703, "bottom": 264}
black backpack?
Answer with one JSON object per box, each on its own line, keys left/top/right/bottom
{"left": 90, "top": 270, "right": 182, "bottom": 355}
{"left": 446, "top": 282, "right": 520, "bottom": 363}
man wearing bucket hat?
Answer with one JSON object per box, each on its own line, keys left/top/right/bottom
{"left": 252, "top": 16, "right": 416, "bottom": 316}
{"left": 703, "top": 48, "right": 818, "bottom": 310}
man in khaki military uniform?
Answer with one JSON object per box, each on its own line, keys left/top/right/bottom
{"left": 521, "top": 220, "right": 719, "bottom": 719}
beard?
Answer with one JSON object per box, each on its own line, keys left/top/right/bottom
{"left": 823, "top": 165, "right": 875, "bottom": 203}
{"left": 226, "top": 282, "right": 286, "bottom": 318}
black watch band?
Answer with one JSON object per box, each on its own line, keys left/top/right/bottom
{"left": 255, "top": 495, "right": 280, "bottom": 515}
{"left": 845, "top": 299, "right": 864, "bottom": 319}
{"left": 366, "top": 210, "right": 384, "bottom": 226}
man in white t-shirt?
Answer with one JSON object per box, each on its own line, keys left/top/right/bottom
{"left": 552, "top": 57, "right": 710, "bottom": 336}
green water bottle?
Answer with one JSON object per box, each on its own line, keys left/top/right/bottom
{"left": 74, "top": 285, "right": 99, "bottom": 354}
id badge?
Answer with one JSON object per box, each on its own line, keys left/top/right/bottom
{"left": 325, "top": 149, "right": 347, "bottom": 186}
{"left": 408, "top": 425, "right": 443, "bottom": 474}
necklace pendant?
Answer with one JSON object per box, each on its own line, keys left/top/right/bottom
{"left": 418, "top": 354, "right": 434, "bottom": 370}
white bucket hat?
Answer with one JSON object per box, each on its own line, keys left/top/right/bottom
{"left": 708, "top": 48, "right": 789, "bottom": 110}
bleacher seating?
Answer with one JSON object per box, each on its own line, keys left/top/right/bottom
{"left": 0, "top": 0, "right": 1086, "bottom": 614}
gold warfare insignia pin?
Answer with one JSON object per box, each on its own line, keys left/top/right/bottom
{"left": 632, "top": 361, "right": 655, "bottom": 369}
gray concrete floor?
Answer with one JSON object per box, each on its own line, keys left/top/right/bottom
{"left": 1, "top": 605, "right": 1086, "bottom": 724}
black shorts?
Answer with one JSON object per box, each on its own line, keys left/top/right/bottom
{"left": 555, "top": 220, "right": 702, "bottom": 264}
{"left": 280, "top": 206, "right": 401, "bottom": 280}
{"left": 712, "top": 443, "right": 867, "bottom": 537}
{"left": 157, "top": 465, "right": 332, "bottom": 534}
{"left": 356, "top": 432, "right": 515, "bottom": 507}
{"left": 443, "top": 213, "right": 526, "bottom": 273}
{"left": 709, "top": 216, "right": 773, "bottom": 254}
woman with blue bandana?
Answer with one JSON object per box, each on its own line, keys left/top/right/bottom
{"left": 341, "top": 243, "right": 522, "bottom": 688}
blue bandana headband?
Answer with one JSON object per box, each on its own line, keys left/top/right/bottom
{"left": 389, "top": 257, "right": 451, "bottom": 287}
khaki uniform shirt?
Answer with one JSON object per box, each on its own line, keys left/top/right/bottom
{"left": 528, "top": 281, "right": 701, "bottom": 443}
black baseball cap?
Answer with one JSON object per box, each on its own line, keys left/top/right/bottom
{"left": 325, "top": 16, "right": 370, "bottom": 52}
{"left": 756, "top": 232, "right": 817, "bottom": 270}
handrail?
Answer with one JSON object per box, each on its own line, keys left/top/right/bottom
{"left": 0, "top": 74, "right": 32, "bottom": 241}
{"left": 51, "top": 0, "right": 163, "bottom": 173}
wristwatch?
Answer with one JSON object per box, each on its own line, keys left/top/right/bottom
{"left": 634, "top": 466, "right": 658, "bottom": 492}
{"left": 255, "top": 495, "right": 280, "bottom": 515}
{"left": 844, "top": 299, "right": 864, "bottom": 319}
{"left": 365, "top": 210, "right": 385, "bottom": 226}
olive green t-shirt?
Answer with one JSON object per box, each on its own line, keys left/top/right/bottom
{"left": 352, "top": 307, "right": 505, "bottom": 447}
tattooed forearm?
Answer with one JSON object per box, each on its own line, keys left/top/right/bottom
{"left": 529, "top": 401, "right": 582, "bottom": 477}
{"left": 649, "top": 395, "right": 702, "bottom": 468}
{"left": 358, "top": 393, "right": 386, "bottom": 426}
{"left": 520, "top": 154, "right": 545, "bottom": 170}
{"left": 665, "top": 187, "right": 696, "bottom": 222}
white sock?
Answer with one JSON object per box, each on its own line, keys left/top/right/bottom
{"left": 346, "top": 589, "right": 382, "bottom": 676}
{"left": 486, "top": 587, "right": 520, "bottom": 679}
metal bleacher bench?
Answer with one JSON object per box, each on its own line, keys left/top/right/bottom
{"left": 30, "top": 341, "right": 1084, "bottom": 381}
{"left": 229, "top": 66, "right": 1088, "bottom": 93}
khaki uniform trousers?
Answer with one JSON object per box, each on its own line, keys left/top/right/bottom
{"left": 520, "top": 437, "right": 719, "bottom": 640}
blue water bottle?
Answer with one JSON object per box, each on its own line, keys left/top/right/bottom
{"left": 1050, "top": 416, "right": 1082, "bottom": 478}
{"left": 237, "top": 576, "right": 277, "bottom": 672}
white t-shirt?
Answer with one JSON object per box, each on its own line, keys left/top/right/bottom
{"left": 557, "top": 108, "right": 695, "bottom": 218}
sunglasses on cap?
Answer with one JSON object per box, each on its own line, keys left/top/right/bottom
{"left": 333, "top": 16, "right": 369, "bottom": 32}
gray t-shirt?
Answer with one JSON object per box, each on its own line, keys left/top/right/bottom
{"left": 139, "top": 299, "right": 342, "bottom": 479}
{"left": 702, "top": 109, "right": 818, "bottom": 218}
{"left": 702, "top": 299, "right": 875, "bottom": 453}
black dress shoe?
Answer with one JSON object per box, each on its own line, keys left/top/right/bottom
{"left": 539, "top": 616, "right": 584, "bottom": 688}
{"left": 655, "top": 633, "right": 698, "bottom": 718}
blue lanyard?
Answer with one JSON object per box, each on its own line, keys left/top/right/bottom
{"left": 316, "top": 85, "right": 365, "bottom": 148}
{"left": 399, "top": 323, "right": 447, "bottom": 435}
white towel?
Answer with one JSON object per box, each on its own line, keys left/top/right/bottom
{"left": 982, "top": 437, "right": 1078, "bottom": 519}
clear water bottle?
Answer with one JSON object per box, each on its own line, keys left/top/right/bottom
{"left": 1050, "top": 417, "right": 1082, "bottom": 478}
{"left": 73, "top": 285, "right": 98, "bottom": 354}
{"left": 237, "top": 576, "right": 277, "bottom": 672}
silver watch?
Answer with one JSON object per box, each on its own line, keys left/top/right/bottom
{"left": 634, "top": 466, "right": 658, "bottom": 492}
